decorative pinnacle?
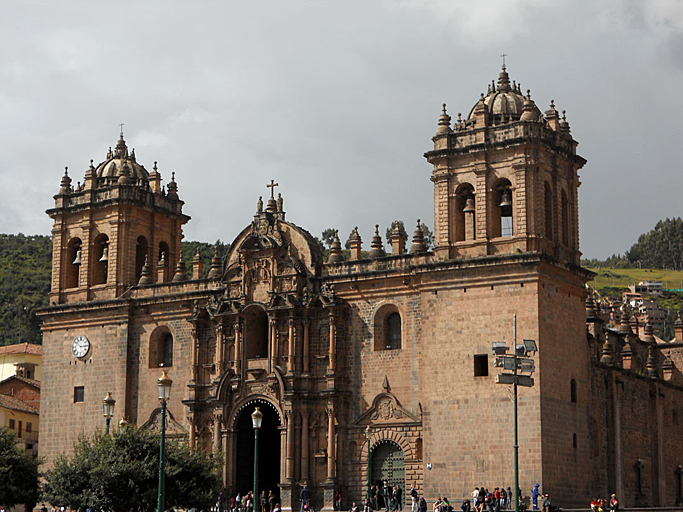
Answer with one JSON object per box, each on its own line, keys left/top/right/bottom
{"left": 501, "top": 53, "right": 507, "bottom": 69}
{"left": 526, "top": 89, "right": 531, "bottom": 100}
{"left": 153, "top": 161, "right": 158, "bottom": 172}
{"left": 119, "top": 123, "right": 124, "bottom": 137}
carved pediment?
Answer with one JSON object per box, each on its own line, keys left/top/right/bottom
{"left": 141, "top": 408, "right": 189, "bottom": 439}
{"left": 356, "top": 392, "right": 420, "bottom": 426}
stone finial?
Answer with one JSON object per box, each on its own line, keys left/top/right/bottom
{"left": 621, "top": 341, "right": 633, "bottom": 369}
{"left": 382, "top": 375, "right": 390, "bottom": 392}
{"left": 117, "top": 162, "right": 132, "bottom": 185}
{"left": 520, "top": 90, "right": 538, "bottom": 122}
{"left": 207, "top": 245, "right": 223, "bottom": 279}
{"left": 328, "top": 230, "right": 344, "bottom": 263}
{"left": 546, "top": 100, "right": 560, "bottom": 131}
{"left": 172, "top": 252, "right": 188, "bottom": 282}
{"left": 473, "top": 93, "right": 489, "bottom": 126}
{"left": 559, "top": 110, "right": 571, "bottom": 135}
{"left": 497, "top": 66, "right": 511, "bottom": 92}
{"left": 663, "top": 356, "right": 674, "bottom": 381}
{"left": 149, "top": 161, "right": 162, "bottom": 193}
{"left": 166, "top": 172, "right": 179, "bottom": 200}
{"left": 130, "top": 148, "right": 136, "bottom": 162}
{"left": 456, "top": 113, "right": 463, "bottom": 130}
{"left": 157, "top": 251, "right": 167, "bottom": 283}
{"left": 59, "top": 167, "right": 72, "bottom": 194}
{"left": 349, "top": 227, "right": 362, "bottom": 261}
{"left": 369, "top": 225, "right": 385, "bottom": 259}
{"left": 618, "top": 310, "right": 632, "bottom": 334}
{"left": 410, "top": 219, "right": 427, "bottom": 255}
{"left": 600, "top": 337, "right": 614, "bottom": 365}
{"left": 643, "top": 322, "right": 655, "bottom": 344}
{"left": 192, "top": 247, "right": 203, "bottom": 280}
{"left": 585, "top": 292, "right": 596, "bottom": 321}
{"left": 137, "top": 254, "right": 153, "bottom": 285}
{"left": 390, "top": 222, "right": 405, "bottom": 255}
{"left": 674, "top": 312, "right": 683, "bottom": 341}
{"left": 435, "top": 104, "right": 452, "bottom": 135}
{"left": 646, "top": 346, "right": 658, "bottom": 379}
{"left": 630, "top": 312, "right": 639, "bottom": 334}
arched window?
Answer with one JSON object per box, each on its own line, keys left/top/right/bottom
{"left": 544, "top": 182, "right": 553, "bottom": 240}
{"left": 572, "top": 433, "right": 577, "bottom": 449}
{"left": 492, "top": 179, "right": 513, "bottom": 238}
{"left": 561, "top": 190, "right": 569, "bottom": 246}
{"left": 374, "top": 305, "right": 402, "bottom": 351}
{"left": 454, "top": 183, "right": 475, "bottom": 242}
{"left": 92, "top": 234, "right": 109, "bottom": 286}
{"left": 149, "top": 327, "right": 173, "bottom": 368}
{"left": 570, "top": 378, "right": 577, "bottom": 403}
{"left": 135, "top": 236, "right": 148, "bottom": 283}
{"left": 244, "top": 307, "right": 269, "bottom": 359}
{"left": 65, "top": 237, "right": 82, "bottom": 289}
{"left": 386, "top": 313, "right": 402, "bottom": 350}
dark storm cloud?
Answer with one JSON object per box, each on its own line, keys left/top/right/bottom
{"left": 0, "top": 0, "right": 681, "bottom": 259}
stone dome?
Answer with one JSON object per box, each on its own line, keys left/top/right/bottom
{"left": 468, "top": 66, "right": 541, "bottom": 123}
{"left": 94, "top": 134, "right": 149, "bottom": 182}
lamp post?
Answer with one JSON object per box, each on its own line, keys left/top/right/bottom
{"left": 251, "top": 407, "right": 263, "bottom": 512}
{"left": 157, "top": 370, "right": 173, "bottom": 512}
{"left": 365, "top": 426, "right": 372, "bottom": 501}
{"left": 102, "top": 392, "right": 116, "bottom": 434}
{"left": 492, "top": 314, "right": 537, "bottom": 512}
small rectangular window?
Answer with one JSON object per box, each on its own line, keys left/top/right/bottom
{"left": 474, "top": 354, "right": 489, "bottom": 377}
{"left": 26, "top": 422, "right": 32, "bottom": 433}
{"left": 9, "top": 419, "right": 15, "bottom": 429}
{"left": 74, "top": 386, "right": 85, "bottom": 403}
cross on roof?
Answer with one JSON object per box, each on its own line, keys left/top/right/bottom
{"left": 267, "top": 180, "right": 279, "bottom": 199}
{"left": 501, "top": 53, "right": 507, "bottom": 68}
{"left": 119, "top": 123, "right": 124, "bottom": 137}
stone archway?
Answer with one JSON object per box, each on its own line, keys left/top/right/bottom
{"left": 233, "top": 399, "right": 282, "bottom": 498}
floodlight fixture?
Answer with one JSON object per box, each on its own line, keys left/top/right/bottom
{"left": 523, "top": 339, "right": 538, "bottom": 355}
{"left": 519, "top": 358, "right": 535, "bottom": 373}
{"left": 515, "top": 344, "right": 526, "bottom": 356}
{"left": 492, "top": 342, "right": 509, "bottom": 355}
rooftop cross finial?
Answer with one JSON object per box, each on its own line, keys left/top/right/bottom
{"left": 501, "top": 53, "right": 507, "bottom": 69}
{"left": 266, "top": 179, "right": 279, "bottom": 199}
{"left": 119, "top": 123, "right": 124, "bottom": 137}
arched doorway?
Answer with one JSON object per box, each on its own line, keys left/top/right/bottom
{"left": 371, "top": 441, "right": 405, "bottom": 508}
{"left": 235, "top": 400, "right": 281, "bottom": 498}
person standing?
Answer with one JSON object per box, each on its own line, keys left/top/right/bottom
{"left": 531, "top": 485, "right": 540, "bottom": 511}
{"left": 410, "top": 487, "right": 418, "bottom": 512}
{"left": 300, "top": 484, "right": 311, "bottom": 512}
{"left": 609, "top": 495, "right": 618, "bottom": 512}
{"left": 335, "top": 491, "right": 342, "bottom": 512}
{"left": 382, "top": 482, "right": 392, "bottom": 512}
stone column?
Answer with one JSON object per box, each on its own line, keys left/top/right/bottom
{"left": 191, "top": 326, "right": 199, "bottom": 382}
{"left": 328, "top": 313, "right": 336, "bottom": 373}
{"left": 326, "top": 407, "right": 335, "bottom": 480}
{"left": 474, "top": 167, "right": 488, "bottom": 242}
{"left": 303, "top": 319, "right": 310, "bottom": 373}
{"left": 215, "top": 323, "right": 224, "bottom": 375}
{"left": 213, "top": 411, "right": 223, "bottom": 454}
{"left": 286, "top": 411, "right": 295, "bottom": 482}
{"left": 189, "top": 411, "right": 196, "bottom": 449}
{"left": 270, "top": 317, "right": 277, "bottom": 372}
{"left": 288, "top": 317, "right": 295, "bottom": 373}
{"left": 235, "top": 321, "right": 242, "bottom": 377}
{"left": 300, "top": 408, "right": 310, "bottom": 483}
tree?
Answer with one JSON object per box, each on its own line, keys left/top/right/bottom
{"left": 419, "top": 222, "right": 434, "bottom": 250}
{"left": 321, "top": 228, "right": 337, "bottom": 249}
{"left": 626, "top": 217, "right": 683, "bottom": 270}
{"left": 0, "top": 427, "right": 40, "bottom": 509}
{"left": 42, "top": 425, "right": 221, "bottom": 511}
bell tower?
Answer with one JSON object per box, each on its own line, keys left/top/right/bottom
{"left": 46, "top": 132, "right": 190, "bottom": 304}
{"left": 425, "top": 65, "right": 586, "bottom": 265}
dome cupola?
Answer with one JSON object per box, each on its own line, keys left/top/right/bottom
{"left": 94, "top": 133, "right": 150, "bottom": 186}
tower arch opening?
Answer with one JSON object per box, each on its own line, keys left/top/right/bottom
{"left": 492, "top": 179, "right": 513, "bottom": 238}
{"left": 454, "top": 183, "right": 475, "bottom": 242}
{"left": 135, "top": 235, "right": 148, "bottom": 283}
{"left": 65, "top": 237, "right": 82, "bottom": 289}
{"left": 244, "top": 306, "right": 269, "bottom": 359}
{"left": 92, "top": 234, "right": 109, "bottom": 286}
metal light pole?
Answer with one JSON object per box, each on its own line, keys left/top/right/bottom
{"left": 157, "top": 370, "right": 173, "bottom": 512}
{"left": 252, "top": 407, "right": 263, "bottom": 512}
{"left": 365, "top": 426, "right": 372, "bottom": 500}
{"left": 102, "top": 392, "right": 116, "bottom": 434}
{"left": 492, "top": 314, "right": 537, "bottom": 512}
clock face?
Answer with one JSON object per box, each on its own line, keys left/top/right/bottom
{"left": 72, "top": 335, "right": 90, "bottom": 358}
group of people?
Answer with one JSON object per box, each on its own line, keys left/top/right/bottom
{"left": 221, "top": 490, "right": 280, "bottom": 512}
{"left": 590, "top": 495, "right": 618, "bottom": 512}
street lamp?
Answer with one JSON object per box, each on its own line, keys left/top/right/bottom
{"left": 251, "top": 407, "right": 263, "bottom": 512}
{"left": 491, "top": 314, "right": 537, "bottom": 512}
{"left": 102, "top": 392, "right": 116, "bottom": 434}
{"left": 157, "top": 370, "right": 173, "bottom": 512}
{"left": 365, "top": 426, "right": 372, "bottom": 501}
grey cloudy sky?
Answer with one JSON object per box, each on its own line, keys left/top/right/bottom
{"left": 1, "top": 0, "right": 681, "bottom": 259}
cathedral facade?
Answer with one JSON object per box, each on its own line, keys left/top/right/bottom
{"left": 38, "top": 67, "right": 683, "bottom": 509}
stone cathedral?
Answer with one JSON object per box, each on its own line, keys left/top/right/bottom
{"left": 39, "top": 67, "right": 683, "bottom": 509}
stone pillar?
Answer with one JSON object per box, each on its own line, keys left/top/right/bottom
{"left": 303, "top": 320, "right": 310, "bottom": 373}
{"left": 326, "top": 407, "right": 335, "bottom": 480}
{"left": 270, "top": 317, "right": 277, "bottom": 372}
{"left": 474, "top": 167, "right": 488, "bottom": 242}
{"left": 288, "top": 317, "right": 295, "bottom": 373}
{"left": 189, "top": 411, "right": 196, "bottom": 449}
{"left": 235, "top": 321, "right": 242, "bottom": 377}
{"left": 213, "top": 411, "right": 223, "bottom": 454}
{"left": 286, "top": 411, "right": 295, "bottom": 482}
{"left": 465, "top": 208, "right": 475, "bottom": 241}
{"left": 215, "top": 323, "right": 224, "bottom": 375}
{"left": 301, "top": 409, "right": 310, "bottom": 483}
{"left": 328, "top": 314, "right": 336, "bottom": 373}
{"left": 191, "top": 326, "right": 199, "bottom": 382}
